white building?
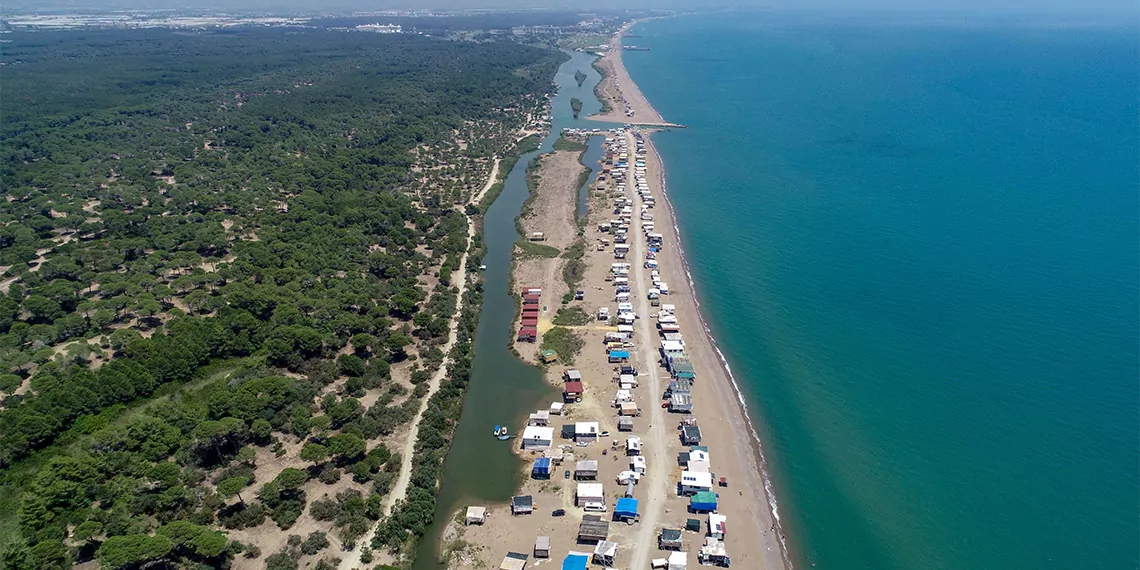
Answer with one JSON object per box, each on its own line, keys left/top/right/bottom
{"left": 575, "top": 421, "right": 600, "bottom": 443}
{"left": 708, "top": 513, "right": 727, "bottom": 539}
{"left": 667, "top": 551, "right": 688, "bottom": 570}
{"left": 687, "top": 460, "right": 711, "bottom": 474}
{"left": 626, "top": 436, "right": 642, "bottom": 455}
{"left": 528, "top": 410, "right": 550, "bottom": 426}
{"left": 521, "top": 426, "right": 554, "bottom": 450}
{"left": 576, "top": 482, "right": 605, "bottom": 507}
{"left": 680, "top": 470, "right": 714, "bottom": 495}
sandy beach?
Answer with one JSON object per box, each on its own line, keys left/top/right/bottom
{"left": 591, "top": 23, "right": 665, "bottom": 124}
{"left": 590, "top": 23, "right": 791, "bottom": 570}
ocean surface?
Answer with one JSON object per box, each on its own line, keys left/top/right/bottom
{"left": 624, "top": 13, "right": 1139, "bottom": 570}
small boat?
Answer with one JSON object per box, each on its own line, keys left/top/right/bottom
{"left": 479, "top": 265, "right": 487, "bottom": 271}
{"left": 493, "top": 425, "right": 503, "bottom": 436}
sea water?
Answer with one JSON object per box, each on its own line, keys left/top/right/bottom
{"left": 625, "top": 13, "right": 1139, "bottom": 570}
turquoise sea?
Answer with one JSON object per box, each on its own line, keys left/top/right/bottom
{"left": 624, "top": 13, "right": 1139, "bottom": 570}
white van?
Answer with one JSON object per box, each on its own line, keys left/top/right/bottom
{"left": 583, "top": 502, "right": 608, "bottom": 513}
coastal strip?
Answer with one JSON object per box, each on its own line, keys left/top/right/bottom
{"left": 591, "top": 22, "right": 793, "bottom": 570}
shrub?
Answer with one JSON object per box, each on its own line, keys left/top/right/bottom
{"left": 300, "top": 532, "right": 329, "bottom": 555}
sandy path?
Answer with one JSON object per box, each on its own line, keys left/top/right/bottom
{"left": 625, "top": 128, "right": 672, "bottom": 570}
{"left": 339, "top": 158, "right": 499, "bottom": 570}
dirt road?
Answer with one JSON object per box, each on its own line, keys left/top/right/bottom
{"left": 339, "top": 158, "right": 499, "bottom": 570}
{"left": 626, "top": 130, "right": 671, "bottom": 570}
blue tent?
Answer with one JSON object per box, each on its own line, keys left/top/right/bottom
{"left": 533, "top": 457, "right": 551, "bottom": 478}
{"left": 562, "top": 553, "right": 589, "bottom": 570}
{"left": 608, "top": 350, "right": 630, "bottom": 362}
{"left": 614, "top": 497, "right": 639, "bottom": 519}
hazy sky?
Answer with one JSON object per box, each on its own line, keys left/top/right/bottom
{"left": 4, "top": 0, "right": 1137, "bottom": 17}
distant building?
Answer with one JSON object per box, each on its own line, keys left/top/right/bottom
{"left": 356, "top": 23, "right": 402, "bottom": 33}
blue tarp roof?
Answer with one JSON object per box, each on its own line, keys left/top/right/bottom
{"left": 562, "top": 554, "right": 589, "bottom": 570}
{"left": 609, "top": 350, "right": 630, "bottom": 358}
{"left": 614, "top": 497, "right": 639, "bottom": 517}
{"left": 690, "top": 491, "right": 718, "bottom": 510}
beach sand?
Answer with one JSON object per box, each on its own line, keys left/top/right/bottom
{"left": 590, "top": 23, "right": 665, "bottom": 124}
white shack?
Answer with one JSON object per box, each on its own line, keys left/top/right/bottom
{"left": 521, "top": 426, "right": 554, "bottom": 450}
{"left": 575, "top": 421, "right": 600, "bottom": 443}
{"left": 465, "top": 506, "right": 486, "bottom": 525}
{"left": 576, "top": 482, "right": 605, "bottom": 507}
{"left": 680, "top": 471, "right": 714, "bottom": 495}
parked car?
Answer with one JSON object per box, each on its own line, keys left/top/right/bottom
{"left": 552, "top": 509, "right": 566, "bottom": 517}
{"left": 564, "top": 470, "right": 571, "bottom": 479}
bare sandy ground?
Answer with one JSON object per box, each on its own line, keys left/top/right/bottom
{"left": 513, "top": 149, "right": 587, "bottom": 362}
{"left": 590, "top": 23, "right": 665, "bottom": 125}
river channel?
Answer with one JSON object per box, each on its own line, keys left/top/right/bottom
{"left": 411, "top": 50, "right": 614, "bottom": 569}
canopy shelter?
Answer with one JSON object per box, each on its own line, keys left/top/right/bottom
{"left": 592, "top": 541, "right": 617, "bottom": 566}
{"left": 499, "top": 552, "right": 529, "bottom": 570}
{"left": 614, "top": 497, "right": 639, "bottom": 521}
{"left": 561, "top": 553, "right": 590, "bottom": 570}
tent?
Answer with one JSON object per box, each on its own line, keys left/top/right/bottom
{"left": 690, "top": 491, "right": 717, "bottom": 512}
{"left": 667, "top": 551, "right": 688, "bottom": 570}
{"left": 500, "top": 552, "right": 529, "bottom": 570}
{"left": 593, "top": 541, "right": 617, "bottom": 565}
{"left": 615, "top": 497, "right": 639, "bottom": 520}
{"left": 534, "top": 536, "right": 550, "bottom": 558}
{"left": 532, "top": 457, "right": 552, "bottom": 478}
{"left": 561, "top": 553, "right": 590, "bottom": 570}
{"left": 608, "top": 350, "right": 630, "bottom": 363}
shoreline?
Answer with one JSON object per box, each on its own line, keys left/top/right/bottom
{"left": 593, "top": 20, "right": 793, "bottom": 570}
{"left": 647, "top": 138, "right": 795, "bottom": 570}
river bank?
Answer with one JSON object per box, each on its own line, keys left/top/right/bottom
{"left": 407, "top": 49, "right": 610, "bottom": 570}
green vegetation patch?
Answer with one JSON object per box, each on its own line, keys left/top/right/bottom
{"left": 561, "top": 238, "right": 588, "bottom": 290}
{"left": 516, "top": 240, "right": 561, "bottom": 259}
{"left": 540, "top": 327, "right": 584, "bottom": 364}
{"left": 552, "top": 306, "right": 591, "bottom": 326}
{"left": 553, "top": 136, "right": 588, "bottom": 153}
{"left": 592, "top": 60, "right": 613, "bottom": 115}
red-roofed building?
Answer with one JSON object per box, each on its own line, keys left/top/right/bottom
{"left": 563, "top": 380, "right": 584, "bottom": 402}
